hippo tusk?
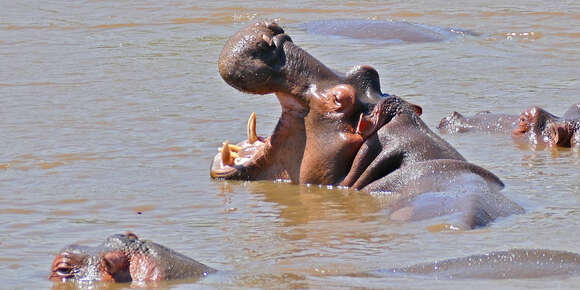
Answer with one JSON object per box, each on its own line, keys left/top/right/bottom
{"left": 247, "top": 112, "right": 258, "bottom": 144}
{"left": 219, "top": 143, "right": 241, "bottom": 152}
{"left": 220, "top": 140, "right": 238, "bottom": 166}
{"left": 356, "top": 112, "right": 373, "bottom": 137}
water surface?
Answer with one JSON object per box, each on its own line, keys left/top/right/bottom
{"left": 1, "top": 0, "right": 579, "bottom": 288}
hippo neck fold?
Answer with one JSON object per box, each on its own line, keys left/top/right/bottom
{"left": 279, "top": 40, "right": 343, "bottom": 99}
{"left": 300, "top": 109, "right": 362, "bottom": 184}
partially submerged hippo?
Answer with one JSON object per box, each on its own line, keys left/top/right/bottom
{"left": 302, "top": 19, "right": 477, "bottom": 44}
{"left": 438, "top": 103, "right": 580, "bottom": 148}
{"left": 51, "top": 236, "right": 580, "bottom": 282}
{"left": 368, "top": 249, "right": 580, "bottom": 279}
{"left": 211, "top": 21, "right": 523, "bottom": 229}
{"left": 50, "top": 233, "right": 215, "bottom": 283}
{"left": 437, "top": 111, "right": 519, "bottom": 134}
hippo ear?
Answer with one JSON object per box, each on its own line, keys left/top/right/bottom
{"left": 102, "top": 251, "right": 131, "bottom": 282}
{"left": 410, "top": 103, "right": 422, "bottom": 116}
{"left": 345, "top": 65, "right": 384, "bottom": 102}
{"left": 125, "top": 232, "right": 138, "bottom": 240}
{"left": 325, "top": 84, "right": 356, "bottom": 114}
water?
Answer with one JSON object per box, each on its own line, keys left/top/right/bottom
{"left": 1, "top": 1, "right": 579, "bottom": 288}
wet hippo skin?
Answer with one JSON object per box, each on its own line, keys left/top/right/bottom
{"left": 437, "top": 111, "right": 519, "bottom": 134}
{"left": 438, "top": 103, "right": 580, "bottom": 148}
{"left": 370, "top": 249, "right": 580, "bottom": 279}
{"left": 211, "top": 21, "right": 523, "bottom": 229}
{"left": 50, "top": 233, "right": 215, "bottom": 283}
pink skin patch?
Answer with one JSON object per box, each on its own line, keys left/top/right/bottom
{"left": 130, "top": 253, "right": 165, "bottom": 281}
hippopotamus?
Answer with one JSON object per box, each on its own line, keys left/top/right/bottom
{"left": 301, "top": 19, "right": 477, "bottom": 44}
{"left": 438, "top": 103, "right": 580, "bottom": 148}
{"left": 369, "top": 249, "right": 580, "bottom": 279}
{"left": 52, "top": 235, "right": 580, "bottom": 282}
{"left": 50, "top": 233, "right": 215, "bottom": 283}
{"left": 437, "top": 111, "right": 519, "bottom": 134}
{"left": 211, "top": 21, "right": 523, "bottom": 229}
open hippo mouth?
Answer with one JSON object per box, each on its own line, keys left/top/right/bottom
{"left": 210, "top": 21, "right": 421, "bottom": 186}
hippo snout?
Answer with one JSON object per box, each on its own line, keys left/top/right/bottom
{"left": 218, "top": 21, "right": 291, "bottom": 95}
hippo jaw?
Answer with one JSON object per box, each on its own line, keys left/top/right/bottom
{"left": 210, "top": 91, "right": 421, "bottom": 186}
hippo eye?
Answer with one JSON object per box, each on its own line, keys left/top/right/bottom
{"left": 56, "top": 266, "right": 74, "bottom": 277}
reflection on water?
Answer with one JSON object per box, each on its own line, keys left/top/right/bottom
{"left": 1, "top": 0, "right": 579, "bottom": 288}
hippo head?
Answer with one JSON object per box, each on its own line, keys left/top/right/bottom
{"left": 211, "top": 21, "right": 421, "bottom": 185}
{"left": 50, "top": 233, "right": 215, "bottom": 283}
{"left": 511, "top": 106, "right": 559, "bottom": 145}
{"left": 437, "top": 111, "right": 470, "bottom": 133}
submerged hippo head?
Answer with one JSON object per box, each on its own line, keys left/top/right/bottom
{"left": 212, "top": 21, "right": 421, "bottom": 185}
{"left": 437, "top": 111, "right": 470, "bottom": 133}
{"left": 511, "top": 106, "right": 560, "bottom": 145}
{"left": 50, "top": 233, "right": 215, "bottom": 283}
{"left": 437, "top": 111, "right": 519, "bottom": 135}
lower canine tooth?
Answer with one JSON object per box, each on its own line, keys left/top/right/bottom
{"left": 356, "top": 113, "right": 371, "bottom": 136}
{"left": 247, "top": 112, "right": 258, "bottom": 144}
{"left": 221, "top": 143, "right": 241, "bottom": 152}
{"left": 221, "top": 141, "right": 234, "bottom": 166}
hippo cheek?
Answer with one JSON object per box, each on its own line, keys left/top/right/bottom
{"left": 512, "top": 112, "right": 531, "bottom": 137}
{"left": 129, "top": 253, "right": 165, "bottom": 282}
{"left": 298, "top": 84, "right": 369, "bottom": 184}
{"left": 101, "top": 251, "right": 131, "bottom": 282}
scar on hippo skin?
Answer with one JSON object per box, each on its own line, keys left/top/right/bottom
{"left": 50, "top": 233, "right": 215, "bottom": 283}
{"left": 438, "top": 103, "right": 580, "bottom": 148}
{"left": 212, "top": 21, "right": 523, "bottom": 229}
{"left": 360, "top": 249, "right": 580, "bottom": 279}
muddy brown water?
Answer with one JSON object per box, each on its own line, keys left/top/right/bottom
{"left": 1, "top": 1, "right": 579, "bottom": 289}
